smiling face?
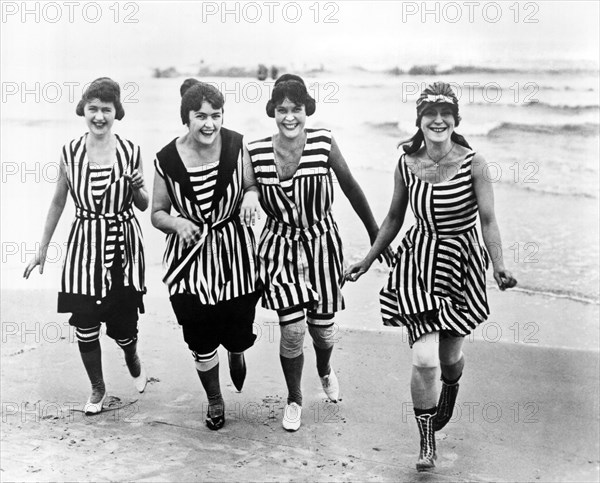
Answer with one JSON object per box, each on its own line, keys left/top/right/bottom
{"left": 274, "top": 98, "right": 306, "bottom": 140}
{"left": 84, "top": 99, "right": 116, "bottom": 136}
{"left": 420, "top": 104, "right": 456, "bottom": 144}
{"left": 187, "top": 101, "right": 223, "bottom": 146}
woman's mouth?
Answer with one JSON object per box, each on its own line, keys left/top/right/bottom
{"left": 429, "top": 126, "right": 447, "bottom": 133}
{"left": 283, "top": 123, "right": 298, "bottom": 130}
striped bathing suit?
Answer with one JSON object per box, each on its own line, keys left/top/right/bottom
{"left": 58, "top": 133, "right": 145, "bottom": 312}
{"left": 247, "top": 128, "right": 345, "bottom": 314}
{"left": 380, "top": 151, "right": 489, "bottom": 346}
{"left": 188, "top": 160, "right": 219, "bottom": 220}
{"left": 154, "top": 128, "right": 258, "bottom": 304}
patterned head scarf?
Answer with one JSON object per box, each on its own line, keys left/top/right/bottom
{"left": 415, "top": 82, "right": 460, "bottom": 127}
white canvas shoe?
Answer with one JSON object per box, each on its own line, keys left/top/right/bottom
{"left": 320, "top": 368, "right": 339, "bottom": 402}
{"left": 84, "top": 392, "right": 107, "bottom": 415}
{"left": 133, "top": 364, "right": 147, "bottom": 393}
{"left": 282, "top": 402, "right": 302, "bottom": 431}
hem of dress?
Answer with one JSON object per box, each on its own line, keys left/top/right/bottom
{"left": 262, "top": 297, "right": 345, "bottom": 314}
{"left": 381, "top": 312, "right": 488, "bottom": 348}
{"left": 57, "top": 287, "right": 146, "bottom": 314}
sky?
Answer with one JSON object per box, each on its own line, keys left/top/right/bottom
{"left": 2, "top": 0, "right": 599, "bottom": 82}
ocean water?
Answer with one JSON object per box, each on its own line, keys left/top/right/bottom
{"left": 1, "top": 66, "right": 598, "bottom": 305}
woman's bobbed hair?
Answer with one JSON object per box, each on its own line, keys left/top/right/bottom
{"left": 266, "top": 74, "right": 316, "bottom": 118}
{"left": 76, "top": 77, "right": 125, "bottom": 120}
{"left": 180, "top": 78, "right": 225, "bottom": 125}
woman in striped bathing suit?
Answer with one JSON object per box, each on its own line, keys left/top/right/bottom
{"left": 24, "top": 77, "right": 148, "bottom": 415}
{"left": 246, "top": 74, "right": 393, "bottom": 432}
{"left": 151, "top": 80, "right": 260, "bottom": 431}
{"left": 345, "top": 82, "right": 517, "bottom": 470}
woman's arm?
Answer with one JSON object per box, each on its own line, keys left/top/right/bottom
{"left": 125, "top": 153, "right": 149, "bottom": 211}
{"left": 329, "top": 136, "right": 379, "bottom": 241}
{"left": 23, "top": 159, "right": 69, "bottom": 278}
{"left": 240, "top": 144, "right": 261, "bottom": 226}
{"left": 150, "top": 167, "right": 201, "bottom": 248}
{"left": 472, "top": 153, "right": 517, "bottom": 290}
{"left": 329, "top": 136, "right": 394, "bottom": 264}
{"left": 344, "top": 163, "right": 408, "bottom": 281}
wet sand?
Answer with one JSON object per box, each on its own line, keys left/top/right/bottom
{"left": 1, "top": 288, "right": 598, "bottom": 482}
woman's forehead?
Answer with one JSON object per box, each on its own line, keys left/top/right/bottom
{"left": 191, "top": 101, "right": 222, "bottom": 114}
{"left": 422, "top": 103, "right": 454, "bottom": 113}
{"left": 277, "top": 98, "right": 302, "bottom": 107}
{"left": 85, "top": 98, "right": 114, "bottom": 108}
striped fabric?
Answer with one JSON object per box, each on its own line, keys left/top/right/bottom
{"left": 188, "top": 161, "right": 218, "bottom": 220}
{"left": 154, "top": 131, "right": 258, "bottom": 304}
{"left": 60, "top": 134, "right": 145, "bottom": 301}
{"left": 247, "top": 128, "right": 345, "bottom": 314}
{"left": 89, "top": 166, "right": 112, "bottom": 204}
{"left": 380, "top": 152, "right": 489, "bottom": 345}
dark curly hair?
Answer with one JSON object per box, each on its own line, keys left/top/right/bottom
{"left": 180, "top": 78, "right": 225, "bottom": 125}
{"left": 401, "top": 81, "right": 470, "bottom": 154}
{"left": 76, "top": 77, "right": 124, "bottom": 120}
{"left": 266, "top": 74, "right": 316, "bottom": 118}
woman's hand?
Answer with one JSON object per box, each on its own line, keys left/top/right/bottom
{"left": 344, "top": 259, "right": 373, "bottom": 283}
{"left": 494, "top": 268, "right": 517, "bottom": 291}
{"left": 174, "top": 218, "right": 202, "bottom": 248}
{"left": 376, "top": 247, "right": 395, "bottom": 266}
{"left": 23, "top": 248, "right": 48, "bottom": 279}
{"left": 124, "top": 169, "right": 145, "bottom": 191}
{"left": 240, "top": 190, "right": 261, "bottom": 227}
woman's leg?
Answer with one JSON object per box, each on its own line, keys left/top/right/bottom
{"left": 223, "top": 291, "right": 260, "bottom": 392}
{"left": 278, "top": 307, "right": 306, "bottom": 431}
{"left": 307, "top": 312, "right": 339, "bottom": 402}
{"left": 115, "top": 337, "right": 147, "bottom": 393}
{"left": 411, "top": 332, "right": 439, "bottom": 409}
{"left": 105, "top": 296, "right": 146, "bottom": 392}
{"left": 434, "top": 334, "right": 465, "bottom": 431}
{"left": 170, "top": 294, "right": 224, "bottom": 429}
{"left": 193, "top": 349, "right": 224, "bottom": 430}
{"left": 228, "top": 351, "right": 246, "bottom": 392}
{"left": 411, "top": 331, "right": 439, "bottom": 471}
{"left": 117, "top": 337, "right": 141, "bottom": 377}
{"left": 76, "top": 323, "right": 106, "bottom": 411}
{"left": 278, "top": 307, "right": 306, "bottom": 406}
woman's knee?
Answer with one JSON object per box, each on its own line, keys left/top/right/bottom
{"left": 280, "top": 322, "right": 306, "bottom": 358}
{"left": 438, "top": 334, "right": 465, "bottom": 365}
{"left": 307, "top": 312, "right": 336, "bottom": 349}
{"left": 412, "top": 332, "right": 439, "bottom": 368}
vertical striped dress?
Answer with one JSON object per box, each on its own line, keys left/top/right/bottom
{"left": 58, "top": 133, "right": 146, "bottom": 313}
{"left": 380, "top": 152, "right": 490, "bottom": 346}
{"left": 154, "top": 128, "right": 258, "bottom": 304}
{"left": 247, "top": 128, "right": 345, "bottom": 314}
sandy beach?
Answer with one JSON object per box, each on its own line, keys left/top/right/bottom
{"left": 1, "top": 277, "right": 598, "bottom": 482}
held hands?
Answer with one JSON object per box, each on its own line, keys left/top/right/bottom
{"left": 175, "top": 218, "right": 202, "bottom": 248}
{"left": 368, "top": 230, "right": 395, "bottom": 267}
{"left": 240, "top": 190, "right": 261, "bottom": 227}
{"left": 344, "top": 259, "right": 372, "bottom": 283}
{"left": 377, "top": 246, "right": 395, "bottom": 267}
{"left": 23, "top": 248, "right": 48, "bottom": 279}
{"left": 494, "top": 268, "right": 517, "bottom": 291}
{"left": 124, "top": 170, "right": 145, "bottom": 191}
